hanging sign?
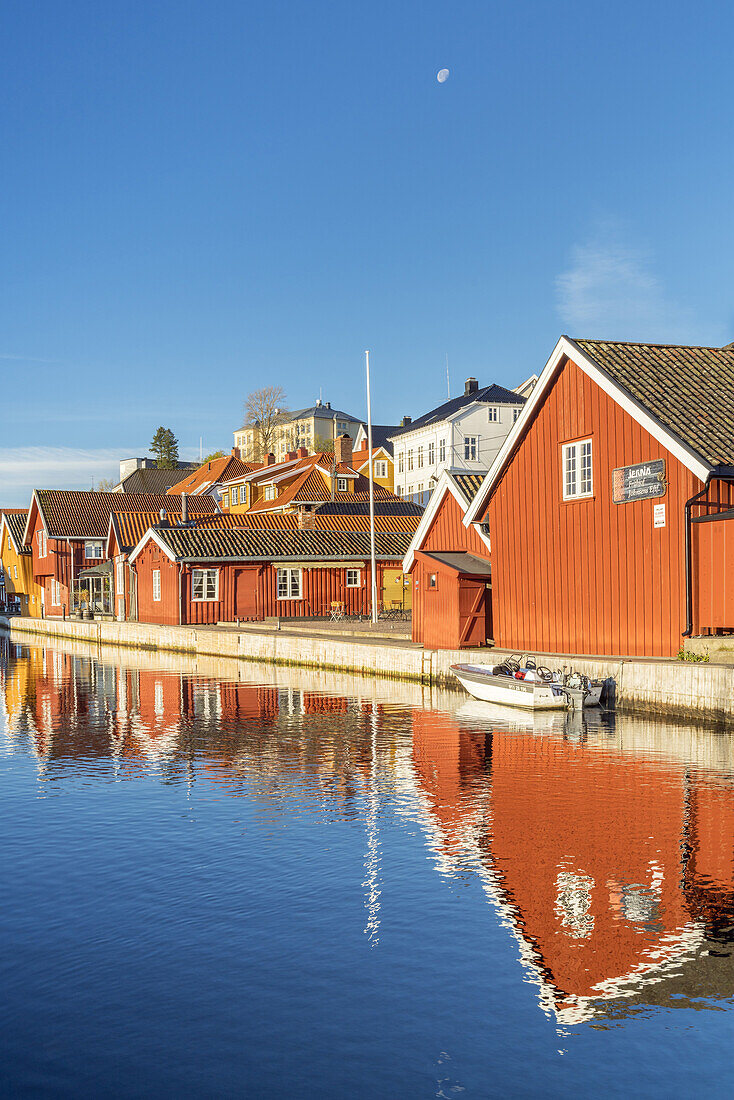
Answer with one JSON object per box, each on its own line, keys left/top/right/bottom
{"left": 612, "top": 459, "right": 667, "bottom": 503}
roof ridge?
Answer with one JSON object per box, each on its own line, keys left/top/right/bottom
{"left": 573, "top": 336, "right": 733, "bottom": 352}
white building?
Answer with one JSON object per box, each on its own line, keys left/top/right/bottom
{"left": 389, "top": 378, "right": 527, "bottom": 505}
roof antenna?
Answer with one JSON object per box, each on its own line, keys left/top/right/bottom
{"left": 199, "top": 436, "right": 203, "bottom": 462}
{"left": 446, "top": 353, "right": 450, "bottom": 399}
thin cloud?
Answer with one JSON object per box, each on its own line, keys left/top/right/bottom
{"left": 0, "top": 447, "right": 124, "bottom": 506}
{"left": 556, "top": 233, "right": 697, "bottom": 343}
{"left": 0, "top": 353, "right": 60, "bottom": 363}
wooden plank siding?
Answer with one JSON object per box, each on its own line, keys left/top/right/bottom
{"left": 485, "top": 356, "right": 734, "bottom": 657}
{"left": 693, "top": 515, "right": 734, "bottom": 631}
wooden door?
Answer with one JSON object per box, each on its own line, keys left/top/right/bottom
{"left": 234, "top": 568, "right": 259, "bottom": 620}
{"left": 458, "top": 580, "right": 490, "bottom": 647}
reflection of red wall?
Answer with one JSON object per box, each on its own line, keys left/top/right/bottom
{"left": 411, "top": 715, "right": 734, "bottom": 1009}
{"left": 218, "top": 681, "right": 279, "bottom": 721}
{"left": 303, "top": 694, "right": 349, "bottom": 716}
{"left": 137, "top": 671, "right": 182, "bottom": 735}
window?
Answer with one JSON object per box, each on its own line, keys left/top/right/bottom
{"left": 488, "top": 407, "right": 500, "bottom": 422}
{"left": 85, "top": 541, "right": 104, "bottom": 559}
{"left": 264, "top": 485, "right": 277, "bottom": 501}
{"left": 37, "top": 530, "right": 47, "bottom": 557}
{"left": 116, "top": 561, "right": 125, "bottom": 595}
{"left": 337, "top": 421, "right": 348, "bottom": 433}
{"left": 417, "top": 445, "right": 424, "bottom": 467}
{"left": 398, "top": 451, "right": 404, "bottom": 473}
{"left": 396, "top": 485, "right": 403, "bottom": 497}
{"left": 337, "top": 477, "right": 348, "bottom": 492}
{"left": 562, "top": 439, "right": 593, "bottom": 500}
{"left": 407, "top": 485, "right": 413, "bottom": 497}
{"left": 239, "top": 485, "right": 247, "bottom": 504}
{"left": 277, "top": 567, "right": 302, "bottom": 599}
{"left": 513, "top": 407, "right": 521, "bottom": 422}
{"left": 346, "top": 568, "right": 361, "bottom": 587}
{"left": 464, "top": 436, "right": 478, "bottom": 461}
{"left": 428, "top": 441, "right": 435, "bottom": 466}
{"left": 407, "top": 449, "right": 414, "bottom": 471}
{"left": 52, "top": 580, "right": 61, "bottom": 606}
{"left": 230, "top": 488, "right": 237, "bottom": 508}
{"left": 439, "top": 438, "right": 446, "bottom": 462}
{"left": 192, "top": 568, "right": 218, "bottom": 601}
{"left": 428, "top": 573, "right": 437, "bottom": 589}
{"left": 13, "top": 565, "right": 18, "bottom": 579}
{"left": 152, "top": 569, "right": 161, "bottom": 602}
{"left": 373, "top": 460, "right": 387, "bottom": 479}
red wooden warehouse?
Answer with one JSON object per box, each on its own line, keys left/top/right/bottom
{"left": 403, "top": 472, "right": 492, "bottom": 649}
{"left": 464, "top": 337, "right": 734, "bottom": 658}
{"left": 129, "top": 524, "right": 412, "bottom": 625}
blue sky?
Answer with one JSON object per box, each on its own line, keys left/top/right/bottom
{"left": 1, "top": 0, "right": 733, "bottom": 504}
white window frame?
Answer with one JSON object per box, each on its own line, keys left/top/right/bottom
{"left": 407, "top": 449, "right": 414, "bottom": 471}
{"left": 397, "top": 451, "right": 404, "bottom": 473}
{"left": 230, "top": 488, "right": 237, "bottom": 507}
{"left": 239, "top": 485, "right": 247, "bottom": 504}
{"left": 337, "top": 477, "right": 348, "bottom": 492}
{"left": 192, "top": 568, "right": 218, "bottom": 601}
{"left": 562, "top": 439, "right": 593, "bottom": 501}
{"left": 263, "top": 485, "right": 277, "bottom": 501}
{"left": 428, "top": 441, "right": 435, "bottom": 466}
{"left": 14, "top": 565, "right": 18, "bottom": 579}
{"left": 85, "top": 540, "right": 104, "bottom": 560}
{"left": 277, "top": 567, "right": 302, "bottom": 600}
{"left": 37, "top": 529, "right": 47, "bottom": 557}
{"left": 346, "top": 568, "right": 361, "bottom": 587}
{"left": 464, "top": 436, "right": 478, "bottom": 461}
{"left": 513, "top": 407, "right": 521, "bottom": 422}
{"left": 417, "top": 445, "right": 424, "bottom": 468}
{"left": 373, "top": 460, "right": 387, "bottom": 479}
{"left": 52, "top": 580, "right": 61, "bottom": 606}
{"left": 488, "top": 407, "right": 500, "bottom": 423}
{"left": 116, "top": 561, "right": 125, "bottom": 595}
{"left": 439, "top": 438, "right": 446, "bottom": 463}
{"left": 152, "top": 569, "right": 161, "bottom": 602}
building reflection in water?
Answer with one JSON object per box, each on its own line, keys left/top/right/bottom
{"left": 1, "top": 636, "right": 732, "bottom": 1026}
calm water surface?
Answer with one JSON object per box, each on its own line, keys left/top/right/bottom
{"left": 1, "top": 637, "right": 732, "bottom": 1098}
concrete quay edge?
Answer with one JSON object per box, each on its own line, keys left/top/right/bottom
{"left": 2, "top": 616, "right": 733, "bottom": 725}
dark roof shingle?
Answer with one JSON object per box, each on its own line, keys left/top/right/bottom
{"left": 35, "top": 490, "right": 218, "bottom": 540}
{"left": 388, "top": 384, "right": 524, "bottom": 437}
{"left": 149, "top": 526, "right": 412, "bottom": 563}
{"left": 572, "top": 338, "right": 734, "bottom": 469}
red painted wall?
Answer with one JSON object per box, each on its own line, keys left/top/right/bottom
{"left": 694, "top": 515, "right": 734, "bottom": 631}
{"left": 485, "top": 355, "right": 734, "bottom": 657}
{"left": 135, "top": 543, "right": 180, "bottom": 625}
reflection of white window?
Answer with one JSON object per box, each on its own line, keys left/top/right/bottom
{"left": 277, "top": 567, "right": 302, "bottom": 599}
{"left": 192, "top": 569, "right": 218, "bottom": 601}
{"left": 464, "top": 436, "right": 477, "bottom": 460}
{"left": 563, "top": 439, "right": 593, "bottom": 500}
{"left": 555, "top": 870, "right": 594, "bottom": 939}
{"left": 346, "top": 569, "right": 360, "bottom": 587}
{"left": 337, "top": 477, "right": 348, "bottom": 492}
{"left": 152, "top": 570, "right": 161, "bottom": 602}
{"left": 154, "top": 681, "right": 164, "bottom": 717}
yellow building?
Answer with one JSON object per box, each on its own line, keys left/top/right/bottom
{"left": 0, "top": 510, "right": 43, "bottom": 617}
{"left": 352, "top": 445, "right": 395, "bottom": 493}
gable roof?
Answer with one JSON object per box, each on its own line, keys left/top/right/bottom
{"left": 25, "top": 490, "right": 218, "bottom": 543}
{"left": 388, "top": 384, "right": 524, "bottom": 439}
{"left": 246, "top": 462, "right": 399, "bottom": 513}
{"left": 1, "top": 510, "right": 31, "bottom": 554}
{"left": 403, "top": 469, "right": 489, "bottom": 572}
{"left": 166, "top": 456, "right": 257, "bottom": 495}
{"left": 464, "top": 336, "right": 734, "bottom": 526}
{"left": 108, "top": 509, "right": 224, "bottom": 555}
{"left": 115, "top": 465, "right": 198, "bottom": 494}
{"left": 288, "top": 402, "right": 361, "bottom": 423}
{"left": 130, "top": 526, "right": 412, "bottom": 565}
{"left": 355, "top": 425, "right": 403, "bottom": 453}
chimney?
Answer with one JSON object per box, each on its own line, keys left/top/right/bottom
{"left": 325, "top": 401, "right": 331, "bottom": 409}
{"left": 158, "top": 507, "right": 168, "bottom": 529}
{"left": 334, "top": 433, "right": 353, "bottom": 468}
{"left": 286, "top": 450, "right": 297, "bottom": 461}
{"left": 401, "top": 415, "right": 412, "bottom": 427}
{"left": 265, "top": 452, "right": 276, "bottom": 465}
{"left": 231, "top": 447, "right": 238, "bottom": 458}
{"left": 181, "top": 492, "right": 188, "bottom": 523}
{"left": 297, "top": 447, "right": 308, "bottom": 459}
{"left": 465, "top": 377, "right": 479, "bottom": 396}
{"left": 297, "top": 508, "right": 316, "bottom": 529}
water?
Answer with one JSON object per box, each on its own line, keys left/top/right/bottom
{"left": 1, "top": 637, "right": 732, "bottom": 1098}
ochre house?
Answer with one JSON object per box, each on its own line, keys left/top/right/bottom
{"left": 0, "top": 510, "right": 43, "bottom": 616}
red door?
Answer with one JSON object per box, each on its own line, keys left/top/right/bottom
{"left": 458, "top": 580, "right": 490, "bottom": 647}
{"left": 234, "top": 568, "right": 260, "bottom": 619}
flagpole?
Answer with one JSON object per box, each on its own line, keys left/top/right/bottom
{"left": 365, "top": 350, "right": 378, "bottom": 624}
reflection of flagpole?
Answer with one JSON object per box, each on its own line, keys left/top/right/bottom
{"left": 365, "top": 350, "right": 378, "bottom": 624}
{"left": 362, "top": 700, "right": 381, "bottom": 945}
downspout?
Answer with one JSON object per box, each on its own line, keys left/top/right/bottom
{"left": 67, "top": 539, "right": 74, "bottom": 613}
{"left": 682, "top": 477, "right": 711, "bottom": 637}
{"left": 178, "top": 563, "right": 183, "bottom": 626}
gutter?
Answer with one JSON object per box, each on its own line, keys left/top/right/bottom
{"left": 170, "top": 552, "right": 407, "bottom": 565}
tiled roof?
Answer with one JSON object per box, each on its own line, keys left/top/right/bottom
{"left": 451, "top": 473, "right": 487, "bottom": 506}
{"left": 116, "top": 466, "right": 197, "bottom": 494}
{"left": 571, "top": 338, "right": 734, "bottom": 468}
{"left": 166, "top": 456, "right": 255, "bottom": 495}
{"left": 148, "top": 526, "right": 412, "bottom": 563}
{"left": 317, "top": 500, "right": 424, "bottom": 516}
{"left": 110, "top": 509, "right": 224, "bottom": 553}
{"left": 2, "top": 510, "right": 31, "bottom": 553}
{"left": 288, "top": 403, "right": 361, "bottom": 422}
{"left": 247, "top": 463, "right": 391, "bottom": 512}
{"left": 190, "top": 510, "right": 420, "bottom": 535}
{"left": 33, "top": 490, "right": 218, "bottom": 540}
{"left": 388, "top": 384, "right": 525, "bottom": 437}
{"left": 356, "top": 425, "right": 403, "bottom": 453}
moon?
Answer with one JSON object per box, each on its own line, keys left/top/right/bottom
{"left": 437, "top": 68, "right": 449, "bottom": 83}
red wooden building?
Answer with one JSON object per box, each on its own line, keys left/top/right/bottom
{"left": 128, "top": 524, "right": 412, "bottom": 625}
{"left": 22, "top": 490, "right": 218, "bottom": 617}
{"left": 464, "top": 337, "right": 734, "bottom": 657}
{"left": 403, "top": 471, "right": 492, "bottom": 648}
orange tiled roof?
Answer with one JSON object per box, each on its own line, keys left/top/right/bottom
{"left": 194, "top": 511, "right": 420, "bottom": 534}
{"left": 31, "top": 490, "right": 218, "bottom": 540}
{"left": 109, "top": 509, "right": 225, "bottom": 553}
{"left": 166, "top": 456, "right": 257, "bottom": 495}
{"left": 247, "top": 464, "right": 390, "bottom": 513}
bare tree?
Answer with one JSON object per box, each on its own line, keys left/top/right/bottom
{"left": 244, "top": 386, "right": 289, "bottom": 460}
{"left": 95, "top": 477, "right": 116, "bottom": 492}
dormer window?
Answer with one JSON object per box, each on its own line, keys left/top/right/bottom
{"left": 337, "top": 477, "right": 348, "bottom": 492}
{"left": 264, "top": 485, "right": 277, "bottom": 501}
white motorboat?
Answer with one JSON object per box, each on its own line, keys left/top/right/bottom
{"left": 451, "top": 658, "right": 604, "bottom": 711}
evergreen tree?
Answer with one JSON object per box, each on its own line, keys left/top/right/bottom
{"left": 150, "top": 426, "right": 180, "bottom": 469}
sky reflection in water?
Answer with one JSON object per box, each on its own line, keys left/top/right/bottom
{"left": 1, "top": 637, "right": 732, "bottom": 1098}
